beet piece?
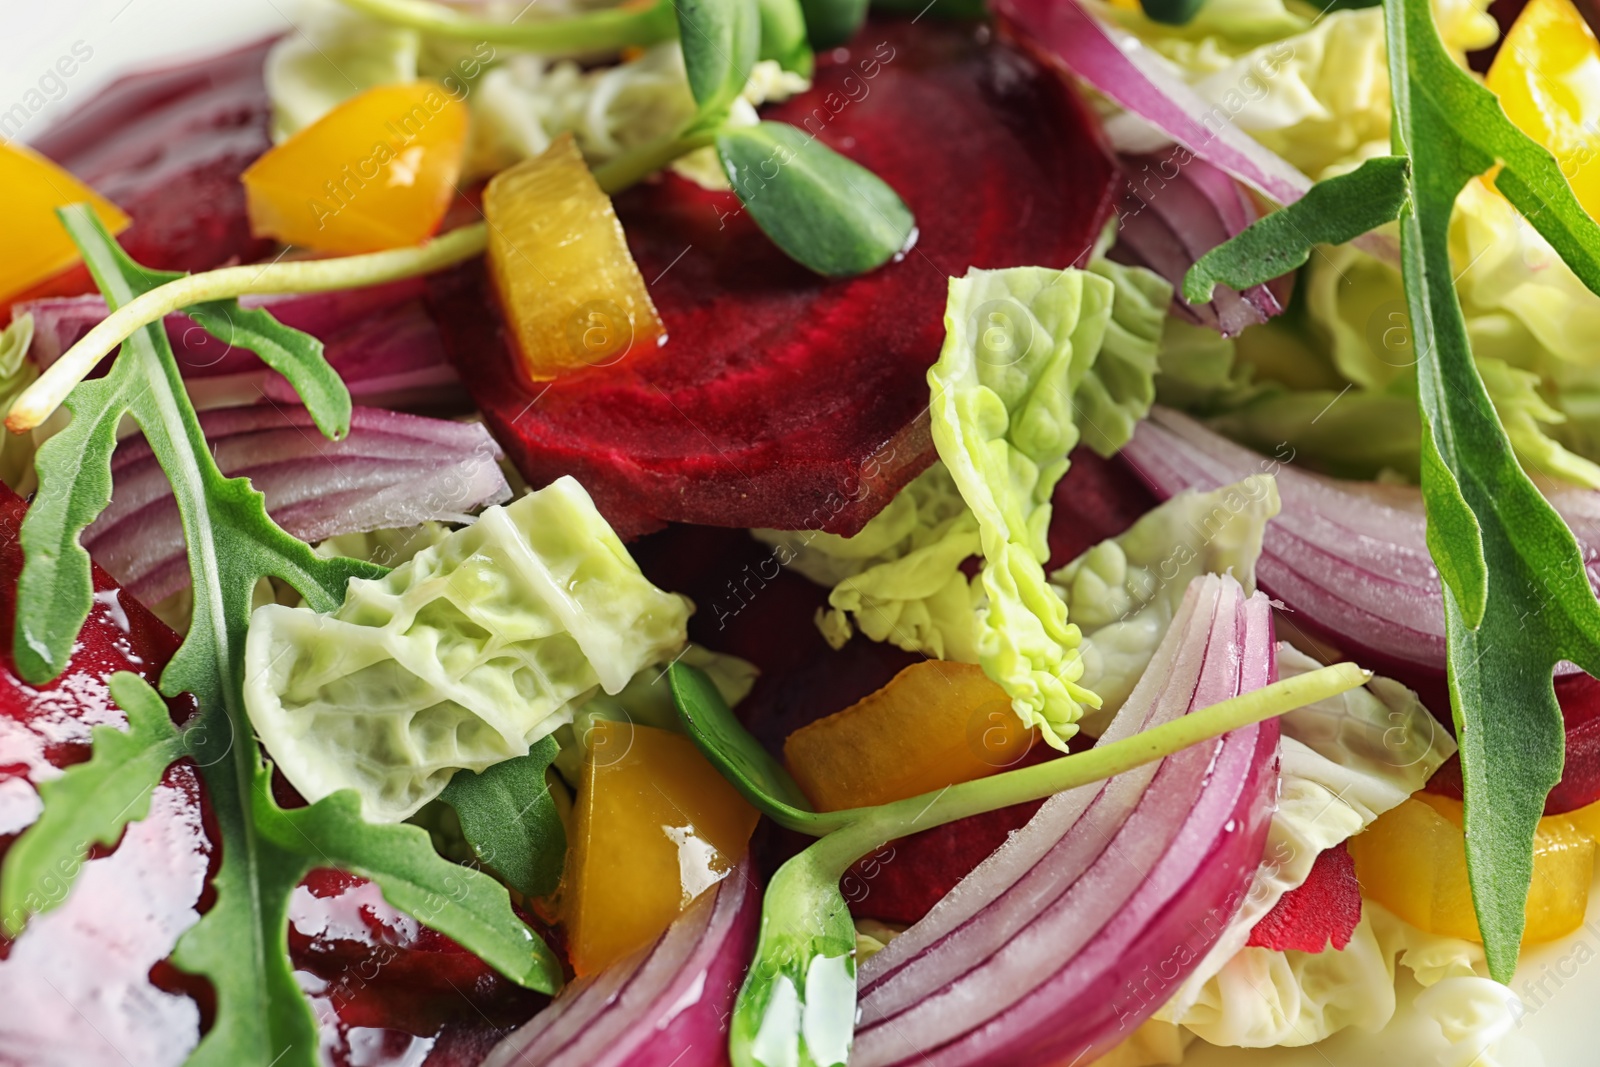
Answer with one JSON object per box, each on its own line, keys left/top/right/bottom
{"left": 1247, "top": 842, "right": 1364, "bottom": 954}
{"left": 1424, "top": 670, "right": 1600, "bottom": 815}
{"left": 1047, "top": 447, "right": 1161, "bottom": 569}
{"left": 434, "top": 17, "right": 1116, "bottom": 540}
{"left": 34, "top": 39, "right": 277, "bottom": 276}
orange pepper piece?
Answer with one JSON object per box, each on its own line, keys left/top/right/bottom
{"left": 564, "top": 721, "right": 758, "bottom": 976}
{"left": 0, "top": 142, "right": 129, "bottom": 306}
{"left": 484, "top": 133, "right": 664, "bottom": 381}
{"left": 783, "top": 660, "right": 1034, "bottom": 812}
{"left": 242, "top": 82, "right": 469, "bottom": 254}
{"left": 1487, "top": 0, "right": 1600, "bottom": 220}
{"left": 1349, "top": 792, "right": 1595, "bottom": 944}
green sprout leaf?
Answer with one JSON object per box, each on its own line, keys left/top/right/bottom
{"left": 676, "top": 0, "right": 762, "bottom": 130}
{"left": 0, "top": 673, "right": 187, "bottom": 936}
{"left": 9, "top": 206, "right": 559, "bottom": 1067}
{"left": 438, "top": 736, "right": 568, "bottom": 899}
{"left": 797, "top": 0, "right": 868, "bottom": 49}
{"left": 1183, "top": 155, "right": 1411, "bottom": 305}
{"left": 757, "top": 0, "right": 814, "bottom": 74}
{"left": 717, "top": 121, "right": 915, "bottom": 276}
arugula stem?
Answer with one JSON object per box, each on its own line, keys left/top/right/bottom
{"left": 786, "top": 662, "right": 1368, "bottom": 839}
{"left": 335, "top": 0, "right": 679, "bottom": 52}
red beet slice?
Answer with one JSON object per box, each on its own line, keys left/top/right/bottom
{"left": 33, "top": 39, "right": 277, "bottom": 276}
{"left": 1425, "top": 670, "right": 1600, "bottom": 815}
{"left": 433, "top": 17, "right": 1116, "bottom": 539}
{"left": 1247, "top": 842, "right": 1363, "bottom": 953}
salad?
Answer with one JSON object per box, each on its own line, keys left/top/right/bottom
{"left": 3, "top": 0, "right": 1600, "bottom": 1062}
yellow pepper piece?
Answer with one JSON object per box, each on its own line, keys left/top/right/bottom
{"left": 565, "top": 721, "right": 758, "bottom": 976}
{"left": 1349, "top": 792, "right": 1595, "bottom": 945}
{"left": 241, "top": 82, "right": 468, "bottom": 254}
{"left": 784, "top": 660, "right": 1035, "bottom": 812}
{"left": 1487, "top": 0, "right": 1600, "bottom": 220}
{"left": 0, "top": 142, "right": 129, "bottom": 305}
{"left": 484, "top": 133, "right": 664, "bottom": 381}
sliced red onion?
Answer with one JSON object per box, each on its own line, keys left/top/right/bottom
{"left": 1120, "top": 407, "right": 1600, "bottom": 677}
{"left": 83, "top": 405, "right": 510, "bottom": 603}
{"left": 997, "top": 0, "right": 1311, "bottom": 205}
{"left": 21, "top": 280, "right": 464, "bottom": 413}
{"left": 1110, "top": 152, "right": 1289, "bottom": 336}
{"left": 851, "top": 574, "right": 1280, "bottom": 1066}
{"left": 483, "top": 864, "right": 757, "bottom": 1067}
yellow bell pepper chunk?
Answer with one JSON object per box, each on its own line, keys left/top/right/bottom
{"left": 483, "top": 133, "right": 664, "bottom": 381}
{"left": 242, "top": 82, "right": 469, "bottom": 254}
{"left": 565, "top": 721, "right": 758, "bottom": 976}
{"left": 0, "top": 142, "right": 129, "bottom": 305}
{"left": 1486, "top": 0, "right": 1600, "bottom": 220}
{"left": 784, "top": 660, "right": 1035, "bottom": 812}
{"left": 1349, "top": 792, "right": 1596, "bottom": 945}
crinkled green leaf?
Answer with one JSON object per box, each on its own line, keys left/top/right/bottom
{"left": 438, "top": 737, "right": 566, "bottom": 899}
{"left": 717, "top": 122, "right": 914, "bottom": 277}
{"left": 243, "top": 476, "right": 690, "bottom": 823}
{"left": 1079, "top": 259, "right": 1170, "bottom": 456}
{"left": 1184, "top": 155, "right": 1410, "bottom": 305}
{"left": 0, "top": 673, "right": 187, "bottom": 936}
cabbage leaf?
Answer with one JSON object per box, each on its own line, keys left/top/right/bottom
{"left": 1052, "top": 474, "right": 1280, "bottom": 729}
{"left": 243, "top": 475, "right": 690, "bottom": 822}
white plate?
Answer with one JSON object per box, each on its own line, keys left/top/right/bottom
{"left": 2, "top": 1, "right": 1593, "bottom": 1064}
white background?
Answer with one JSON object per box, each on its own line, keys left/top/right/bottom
{"left": 1, "top": 1, "right": 1597, "bottom": 1065}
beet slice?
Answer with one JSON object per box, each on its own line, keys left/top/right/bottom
{"left": 33, "top": 39, "right": 277, "bottom": 276}
{"left": 433, "top": 17, "right": 1116, "bottom": 539}
{"left": 1247, "top": 842, "right": 1363, "bottom": 954}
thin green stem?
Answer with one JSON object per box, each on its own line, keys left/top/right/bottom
{"left": 592, "top": 129, "right": 720, "bottom": 194}
{"left": 785, "top": 661, "right": 1370, "bottom": 840}
{"left": 7, "top": 223, "right": 488, "bottom": 433}
{"left": 336, "top": 0, "right": 679, "bottom": 52}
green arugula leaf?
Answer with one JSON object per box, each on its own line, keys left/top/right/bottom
{"left": 717, "top": 121, "right": 915, "bottom": 276}
{"left": 1183, "top": 156, "right": 1411, "bottom": 304}
{"left": 675, "top": 0, "right": 762, "bottom": 130}
{"left": 183, "top": 301, "right": 351, "bottom": 440}
{"left": 438, "top": 737, "right": 568, "bottom": 899}
{"left": 11, "top": 206, "right": 558, "bottom": 1067}
{"left": 1138, "top": 0, "right": 1205, "bottom": 26}
{"left": 256, "top": 781, "right": 563, "bottom": 986}
{"left": 1378, "top": 0, "right": 1600, "bottom": 980}
{"left": 757, "top": 0, "right": 814, "bottom": 74}
{"left": 0, "top": 673, "right": 188, "bottom": 936}
{"left": 797, "top": 0, "right": 867, "bottom": 48}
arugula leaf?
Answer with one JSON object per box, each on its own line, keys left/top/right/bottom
{"left": 183, "top": 301, "right": 350, "bottom": 440}
{"left": 438, "top": 737, "right": 568, "bottom": 898}
{"left": 10, "top": 207, "right": 558, "bottom": 1067}
{"left": 718, "top": 122, "right": 915, "bottom": 276}
{"left": 0, "top": 673, "right": 187, "bottom": 936}
{"left": 1183, "top": 156, "right": 1411, "bottom": 304}
{"left": 1189, "top": 0, "right": 1600, "bottom": 981}
{"left": 1138, "top": 0, "right": 1205, "bottom": 25}
{"left": 675, "top": 0, "right": 762, "bottom": 130}
{"left": 255, "top": 782, "right": 562, "bottom": 986}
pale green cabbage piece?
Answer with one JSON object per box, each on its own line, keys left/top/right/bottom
{"left": 243, "top": 476, "right": 690, "bottom": 822}
{"left": 1096, "top": 0, "right": 1496, "bottom": 181}
{"left": 1051, "top": 474, "right": 1280, "bottom": 731}
{"left": 755, "top": 260, "right": 1169, "bottom": 746}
